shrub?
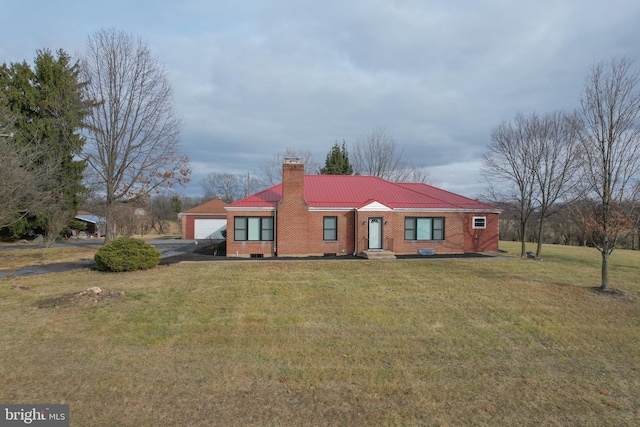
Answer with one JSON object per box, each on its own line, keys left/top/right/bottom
{"left": 94, "top": 238, "right": 161, "bottom": 272}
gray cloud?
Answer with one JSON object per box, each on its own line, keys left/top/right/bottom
{"left": 3, "top": 0, "right": 640, "bottom": 197}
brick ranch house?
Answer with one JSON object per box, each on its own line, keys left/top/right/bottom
{"left": 225, "top": 159, "right": 501, "bottom": 258}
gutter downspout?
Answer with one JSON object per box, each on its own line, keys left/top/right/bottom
{"left": 353, "top": 209, "right": 358, "bottom": 256}
{"left": 273, "top": 209, "right": 277, "bottom": 256}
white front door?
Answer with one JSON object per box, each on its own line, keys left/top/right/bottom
{"left": 368, "top": 217, "right": 383, "bottom": 250}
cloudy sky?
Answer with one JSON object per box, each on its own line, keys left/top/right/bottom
{"left": 2, "top": 0, "right": 640, "bottom": 198}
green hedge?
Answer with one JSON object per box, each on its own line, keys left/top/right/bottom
{"left": 94, "top": 238, "right": 161, "bottom": 272}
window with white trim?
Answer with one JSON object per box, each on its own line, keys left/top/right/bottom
{"left": 234, "top": 216, "right": 274, "bottom": 241}
{"left": 404, "top": 217, "right": 444, "bottom": 241}
{"left": 472, "top": 216, "right": 487, "bottom": 229}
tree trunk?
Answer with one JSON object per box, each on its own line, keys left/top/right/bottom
{"left": 104, "top": 197, "right": 116, "bottom": 244}
{"left": 535, "top": 219, "right": 544, "bottom": 258}
{"left": 520, "top": 222, "right": 527, "bottom": 257}
{"left": 601, "top": 251, "right": 609, "bottom": 290}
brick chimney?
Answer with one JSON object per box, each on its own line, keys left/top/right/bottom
{"left": 277, "top": 158, "right": 308, "bottom": 255}
{"left": 281, "top": 157, "right": 305, "bottom": 202}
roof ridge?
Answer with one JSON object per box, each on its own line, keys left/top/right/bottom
{"left": 183, "top": 198, "right": 228, "bottom": 213}
{"left": 227, "top": 174, "right": 499, "bottom": 211}
{"left": 396, "top": 182, "right": 500, "bottom": 210}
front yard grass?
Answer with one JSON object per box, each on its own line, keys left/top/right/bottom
{"left": 1, "top": 243, "right": 639, "bottom": 426}
{"left": 0, "top": 244, "right": 101, "bottom": 270}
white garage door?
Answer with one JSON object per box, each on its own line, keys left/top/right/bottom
{"left": 194, "top": 219, "right": 227, "bottom": 240}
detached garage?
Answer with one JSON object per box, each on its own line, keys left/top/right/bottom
{"left": 194, "top": 218, "right": 226, "bottom": 240}
{"left": 179, "top": 198, "right": 227, "bottom": 240}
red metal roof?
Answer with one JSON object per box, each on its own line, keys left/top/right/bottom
{"left": 227, "top": 175, "right": 500, "bottom": 211}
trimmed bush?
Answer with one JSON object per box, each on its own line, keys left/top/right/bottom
{"left": 94, "top": 238, "right": 161, "bottom": 272}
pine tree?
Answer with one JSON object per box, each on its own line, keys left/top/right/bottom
{"left": 320, "top": 140, "right": 353, "bottom": 175}
{"left": 170, "top": 195, "right": 183, "bottom": 215}
{"left": 0, "top": 49, "right": 92, "bottom": 237}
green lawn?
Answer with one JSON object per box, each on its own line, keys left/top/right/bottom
{"left": 1, "top": 243, "right": 639, "bottom": 426}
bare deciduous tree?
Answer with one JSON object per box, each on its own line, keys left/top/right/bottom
{"left": 0, "top": 136, "right": 76, "bottom": 253}
{"left": 199, "top": 172, "right": 257, "bottom": 203}
{"left": 572, "top": 56, "right": 640, "bottom": 290}
{"left": 258, "top": 147, "right": 319, "bottom": 187}
{"left": 483, "top": 112, "right": 582, "bottom": 258}
{"left": 351, "top": 126, "right": 437, "bottom": 184}
{"left": 42, "top": 204, "right": 74, "bottom": 250}
{"left": 530, "top": 112, "right": 583, "bottom": 258}
{"left": 81, "top": 28, "right": 191, "bottom": 243}
{"left": 0, "top": 125, "right": 72, "bottom": 236}
{"left": 404, "top": 166, "right": 439, "bottom": 186}
{"left": 0, "top": 109, "right": 33, "bottom": 228}
{"left": 179, "top": 195, "right": 210, "bottom": 211}
{"left": 481, "top": 114, "right": 539, "bottom": 257}
{"left": 0, "top": 140, "right": 44, "bottom": 228}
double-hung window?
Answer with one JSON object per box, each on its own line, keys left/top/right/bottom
{"left": 323, "top": 216, "right": 337, "bottom": 241}
{"left": 234, "top": 216, "right": 274, "bottom": 241}
{"left": 404, "top": 217, "right": 444, "bottom": 241}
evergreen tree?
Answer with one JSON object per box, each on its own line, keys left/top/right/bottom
{"left": 33, "top": 49, "right": 91, "bottom": 207}
{"left": 170, "top": 195, "right": 183, "bottom": 215}
{"left": 320, "top": 140, "right": 353, "bottom": 175}
{"left": 0, "top": 49, "right": 92, "bottom": 237}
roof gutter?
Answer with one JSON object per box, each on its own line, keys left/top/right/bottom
{"left": 273, "top": 209, "right": 277, "bottom": 255}
{"left": 353, "top": 209, "right": 358, "bottom": 256}
{"left": 393, "top": 208, "right": 503, "bottom": 214}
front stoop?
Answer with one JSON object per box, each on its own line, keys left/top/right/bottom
{"left": 361, "top": 250, "right": 397, "bottom": 260}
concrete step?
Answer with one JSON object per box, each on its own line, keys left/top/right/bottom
{"left": 361, "top": 250, "right": 396, "bottom": 260}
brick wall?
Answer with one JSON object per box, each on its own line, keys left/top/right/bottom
{"left": 355, "top": 211, "right": 467, "bottom": 254}
{"left": 276, "top": 161, "right": 309, "bottom": 256}
{"left": 225, "top": 210, "right": 276, "bottom": 257}
{"left": 226, "top": 208, "right": 498, "bottom": 257}
{"left": 463, "top": 212, "right": 500, "bottom": 252}
{"left": 306, "top": 211, "right": 356, "bottom": 256}
{"left": 181, "top": 215, "right": 187, "bottom": 240}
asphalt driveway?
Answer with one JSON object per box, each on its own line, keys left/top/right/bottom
{"left": 0, "top": 239, "right": 201, "bottom": 278}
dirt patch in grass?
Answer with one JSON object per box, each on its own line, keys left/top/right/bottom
{"left": 589, "top": 286, "right": 636, "bottom": 301}
{"left": 37, "top": 287, "right": 125, "bottom": 308}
